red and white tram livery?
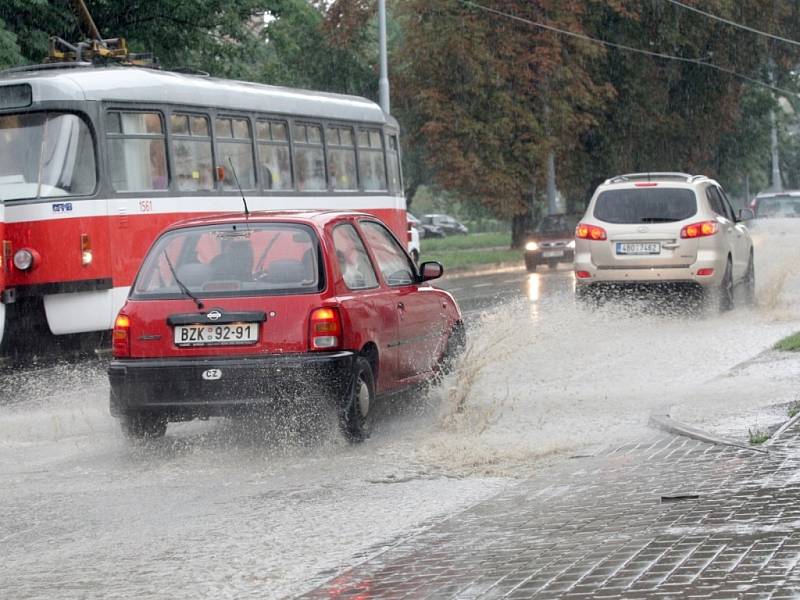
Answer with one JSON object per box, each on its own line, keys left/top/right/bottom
{"left": 0, "top": 66, "right": 406, "bottom": 349}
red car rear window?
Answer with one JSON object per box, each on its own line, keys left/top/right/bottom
{"left": 132, "top": 223, "right": 323, "bottom": 298}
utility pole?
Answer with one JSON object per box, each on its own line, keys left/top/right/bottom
{"left": 378, "top": 0, "right": 390, "bottom": 114}
{"left": 770, "top": 108, "right": 783, "bottom": 192}
{"left": 546, "top": 151, "right": 558, "bottom": 215}
{"left": 769, "top": 3, "right": 783, "bottom": 192}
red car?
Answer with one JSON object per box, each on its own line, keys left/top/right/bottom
{"left": 107, "top": 210, "right": 464, "bottom": 442}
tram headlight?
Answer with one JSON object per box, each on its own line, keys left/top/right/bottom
{"left": 13, "top": 248, "right": 35, "bottom": 271}
{"left": 81, "top": 233, "right": 92, "bottom": 266}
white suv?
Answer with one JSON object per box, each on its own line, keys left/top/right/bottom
{"left": 574, "top": 173, "right": 754, "bottom": 310}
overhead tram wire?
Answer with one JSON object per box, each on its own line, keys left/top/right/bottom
{"left": 664, "top": 0, "right": 800, "bottom": 49}
{"left": 457, "top": 0, "right": 799, "bottom": 98}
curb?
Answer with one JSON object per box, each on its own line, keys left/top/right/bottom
{"left": 766, "top": 411, "right": 800, "bottom": 446}
{"left": 648, "top": 414, "right": 768, "bottom": 454}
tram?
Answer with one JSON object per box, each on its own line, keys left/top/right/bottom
{"left": 0, "top": 65, "right": 406, "bottom": 350}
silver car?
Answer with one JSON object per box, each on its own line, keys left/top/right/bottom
{"left": 574, "top": 173, "right": 755, "bottom": 310}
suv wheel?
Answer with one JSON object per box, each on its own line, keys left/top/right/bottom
{"left": 525, "top": 256, "right": 538, "bottom": 272}
{"left": 743, "top": 252, "right": 756, "bottom": 306}
{"left": 120, "top": 412, "right": 167, "bottom": 440}
{"left": 717, "top": 258, "right": 734, "bottom": 312}
{"left": 339, "top": 356, "right": 375, "bottom": 443}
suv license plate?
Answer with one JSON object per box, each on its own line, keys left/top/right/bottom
{"left": 542, "top": 250, "right": 564, "bottom": 258}
{"left": 174, "top": 323, "right": 259, "bottom": 346}
{"left": 616, "top": 242, "right": 661, "bottom": 255}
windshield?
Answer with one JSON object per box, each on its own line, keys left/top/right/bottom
{"left": 133, "top": 223, "right": 323, "bottom": 298}
{"left": 755, "top": 196, "right": 800, "bottom": 218}
{"left": 0, "top": 112, "right": 96, "bottom": 202}
{"left": 594, "top": 188, "right": 697, "bottom": 224}
{"left": 534, "top": 215, "right": 571, "bottom": 234}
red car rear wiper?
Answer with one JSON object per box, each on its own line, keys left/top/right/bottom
{"left": 163, "top": 251, "right": 204, "bottom": 310}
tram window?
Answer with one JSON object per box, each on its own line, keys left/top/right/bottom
{"left": 216, "top": 117, "right": 255, "bottom": 191}
{"left": 171, "top": 114, "right": 189, "bottom": 135}
{"left": 256, "top": 119, "right": 292, "bottom": 191}
{"left": 1, "top": 112, "right": 97, "bottom": 200}
{"left": 387, "top": 134, "right": 402, "bottom": 194}
{"left": 171, "top": 113, "right": 214, "bottom": 192}
{"left": 107, "top": 111, "right": 167, "bottom": 192}
{"left": 293, "top": 122, "right": 326, "bottom": 191}
{"left": 272, "top": 122, "right": 288, "bottom": 142}
{"left": 191, "top": 116, "right": 209, "bottom": 136}
{"left": 357, "top": 128, "right": 387, "bottom": 192}
{"left": 326, "top": 126, "right": 357, "bottom": 192}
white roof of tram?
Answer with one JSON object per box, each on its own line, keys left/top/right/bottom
{"left": 0, "top": 65, "right": 393, "bottom": 125}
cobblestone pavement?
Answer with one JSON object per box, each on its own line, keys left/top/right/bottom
{"left": 301, "top": 419, "right": 800, "bottom": 599}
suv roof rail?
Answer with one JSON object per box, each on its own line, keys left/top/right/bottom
{"left": 605, "top": 172, "right": 694, "bottom": 184}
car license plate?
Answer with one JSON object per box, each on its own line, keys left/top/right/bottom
{"left": 174, "top": 323, "right": 259, "bottom": 346}
{"left": 616, "top": 242, "right": 661, "bottom": 255}
{"left": 542, "top": 250, "right": 564, "bottom": 258}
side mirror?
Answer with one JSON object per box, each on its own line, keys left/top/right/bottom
{"left": 419, "top": 261, "right": 444, "bottom": 282}
{"left": 739, "top": 207, "right": 755, "bottom": 221}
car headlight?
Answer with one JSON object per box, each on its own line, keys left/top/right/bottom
{"left": 567, "top": 240, "right": 575, "bottom": 249}
{"left": 525, "top": 241, "right": 539, "bottom": 252}
{"left": 13, "top": 248, "right": 34, "bottom": 271}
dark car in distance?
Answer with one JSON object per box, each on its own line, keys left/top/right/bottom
{"left": 750, "top": 191, "right": 800, "bottom": 219}
{"left": 421, "top": 214, "right": 469, "bottom": 236}
{"left": 524, "top": 214, "right": 578, "bottom": 271}
{"left": 107, "top": 210, "right": 465, "bottom": 443}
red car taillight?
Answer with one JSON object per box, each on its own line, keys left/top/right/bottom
{"left": 309, "top": 307, "right": 342, "bottom": 350}
{"left": 112, "top": 313, "right": 131, "bottom": 358}
{"left": 575, "top": 223, "right": 607, "bottom": 241}
{"left": 680, "top": 221, "right": 718, "bottom": 238}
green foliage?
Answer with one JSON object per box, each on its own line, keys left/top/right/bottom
{"left": 0, "top": 18, "right": 24, "bottom": 69}
{"left": 748, "top": 427, "right": 770, "bottom": 445}
{"left": 774, "top": 332, "right": 800, "bottom": 352}
{"left": 258, "top": 0, "right": 378, "bottom": 96}
{"left": 788, "top": 401, "right": 800, "bottom": 419}
{"left": 0, "top": 0, "right": 272, "bottom": 76}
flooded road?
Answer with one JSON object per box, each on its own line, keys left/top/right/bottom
{"left": 3, "top": 242, "right": 800, "bottom": 599}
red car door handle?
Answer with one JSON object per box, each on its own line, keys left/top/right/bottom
{"left": 397, "top": 302, "right": 405, "bottom": 310}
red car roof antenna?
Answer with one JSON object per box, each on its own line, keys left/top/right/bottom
{"left": 227, "top": 157, "right": 250, "bottom": 220}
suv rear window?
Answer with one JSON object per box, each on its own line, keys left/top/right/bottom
{"left": 594, "top": 188, "right": 697, "bottom": 224}
{"left": 132, "top": 223, "right": 323, "bottom": 298}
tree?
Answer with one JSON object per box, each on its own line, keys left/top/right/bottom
{"left": 258, "top": 0, "right": 378, "bottom": 96}
{"left": 0, "top": 0, "right": 272, "bottom": 78}
{"left": 393, "top": 0, "right": 618, "bottom": 247}
{"left": 0, "top": 18, "right": 24, "bottom": 69}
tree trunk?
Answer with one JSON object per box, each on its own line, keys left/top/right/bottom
{"left": 511, "top": 213, "right": 532, "bottom": 249}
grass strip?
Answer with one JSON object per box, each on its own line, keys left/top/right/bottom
{"left": 774, "top": 332, "right": 800, "bottom": 352}
{"left": 423, "top": 248, "right": 521, "bottom": 271}
{"left": 421, "top": 232, "right": 511, "bottom": 252}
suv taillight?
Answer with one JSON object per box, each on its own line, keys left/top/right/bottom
{"left": 576, "top": 223, "right": 607, "bottom": 241}
{"left": 309, "top": 307, "right": 342, "bottom": 350}
{"left": 112, "top": 313, "right": 131, "bottom": 357}
{"left": 680, "top": 221, "right": 718, "bottom": 238}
